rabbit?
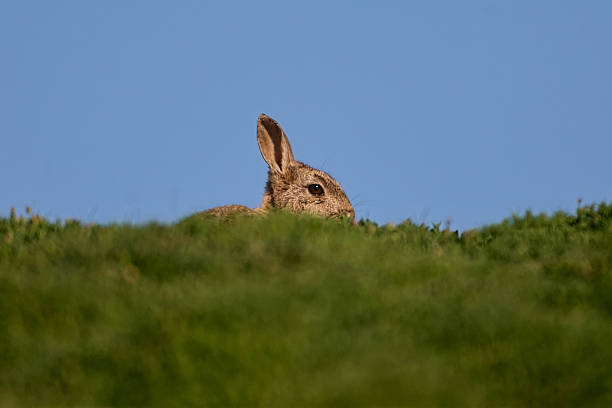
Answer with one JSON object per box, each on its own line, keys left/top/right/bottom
{"left": 202, "top": 114, "right": 355, "bottom": 220}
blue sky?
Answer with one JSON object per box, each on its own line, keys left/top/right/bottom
{"left": 2, "top": 1, "right": 611, "bottom": 230}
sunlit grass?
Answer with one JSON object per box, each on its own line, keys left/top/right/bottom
{"left": 1, "top": 204, "right": 611, "bottom": 406}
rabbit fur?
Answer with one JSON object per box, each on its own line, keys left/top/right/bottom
{"left": 202, "top": 114, "right": 354, "bottom": 219}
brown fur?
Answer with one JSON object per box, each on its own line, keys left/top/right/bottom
{"left": 201, "top": 114, "right": 354, "bottom": 219}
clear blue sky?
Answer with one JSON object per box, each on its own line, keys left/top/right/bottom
{"left": 2, "top": 1, "right": 611, "bottom": 230}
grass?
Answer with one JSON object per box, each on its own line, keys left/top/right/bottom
{"left": 1, "top": 203, "right": 612, "bottom": 406}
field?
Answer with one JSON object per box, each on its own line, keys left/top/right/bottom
{"left": 1, "top": 204, "right": 612, "bottom": 406}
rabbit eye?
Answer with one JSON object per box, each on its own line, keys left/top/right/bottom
{"left": 308, "top": 184, "right": 324, "bottom": 196}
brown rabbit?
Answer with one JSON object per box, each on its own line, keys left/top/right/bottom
{"left": 202, "top": 114, "right": 355, "bottom": 219}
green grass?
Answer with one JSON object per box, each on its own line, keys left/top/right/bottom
{"left": 1, "top": 204, "right": 612, "bottom": 407}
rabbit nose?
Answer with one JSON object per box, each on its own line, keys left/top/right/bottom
{"left": 345, "top": 208, "right": 356, "bottom": 223}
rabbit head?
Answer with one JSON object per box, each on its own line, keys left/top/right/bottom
{"left": 256, "top": 114, "right": 355, "bottom": 219}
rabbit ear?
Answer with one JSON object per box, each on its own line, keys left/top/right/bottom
{"left": 257, "top": 114, "right": 295, "bottom": 174}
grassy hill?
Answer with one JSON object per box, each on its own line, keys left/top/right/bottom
{"left": 1, "top": 204, "right": 612, "bottom": 407}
